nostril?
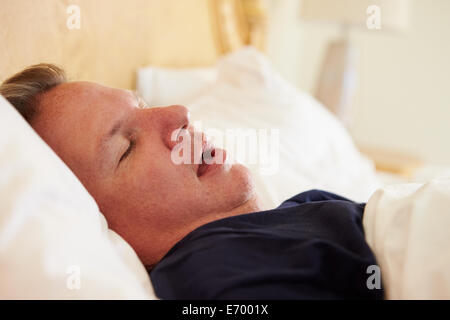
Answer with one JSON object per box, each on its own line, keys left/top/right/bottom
{"left": 178, "top": 125, "right": 188, "bottom": 141}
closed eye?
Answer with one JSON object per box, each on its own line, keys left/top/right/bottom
{"left": 119, "top": 140, "right": 135, "bottom": 163}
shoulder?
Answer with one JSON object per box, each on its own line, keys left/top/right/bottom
{"left": 282, "top": 189, "right": 357, "bottom": 205}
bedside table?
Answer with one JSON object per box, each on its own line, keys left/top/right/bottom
{"left": 358, "top": 145, "right": 424, "bottom": 179}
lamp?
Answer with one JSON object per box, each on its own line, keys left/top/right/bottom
{"left": 300, "top": 0, "right": 409, "bottom": 127}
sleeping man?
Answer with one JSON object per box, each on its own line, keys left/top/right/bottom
{"left": 0, "top": 64, "right": 383, "bottom": 299}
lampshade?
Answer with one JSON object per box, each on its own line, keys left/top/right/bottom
{"left": 300, "top": 0, "right": 409, "bottom": 32}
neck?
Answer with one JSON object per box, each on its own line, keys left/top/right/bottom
{"left": 185, "top": 194, "right": 262, "bottom": 238}
{"left": 215, "top": 196, "right": 262, "bottom": 219}
{"left": 146, "top": 194, "right": 262, "bottom": 269}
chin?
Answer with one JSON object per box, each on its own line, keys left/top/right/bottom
{"left": 227, "top": 163, "right": 256, "bottom": 204}
{"left": 199, "top": 161, "right": 256, "bottom": 213}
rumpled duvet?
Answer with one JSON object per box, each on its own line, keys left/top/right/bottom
{"left": 363, "top": 177, "right": 450, "bottom": 299}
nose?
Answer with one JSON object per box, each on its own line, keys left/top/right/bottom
{"left": 140, "top": 105, "right": 190, "bottom": 150}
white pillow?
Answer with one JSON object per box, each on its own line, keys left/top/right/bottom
{"left": 138, "top": 47, "right": 380, "bottom": 209}
{"left": 0, "top": 95, "right": 156, "bottom": 299}
{"left": 137, "top": 66, "right": 217, "bottom": 106}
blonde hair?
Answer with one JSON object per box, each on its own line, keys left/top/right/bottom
{"left": 0, "top": 64, "right": 67, "bottom": 122}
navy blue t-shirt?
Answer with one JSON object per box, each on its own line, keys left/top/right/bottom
{"left": 150, "top": 190, "right": 383, "bottom": 299}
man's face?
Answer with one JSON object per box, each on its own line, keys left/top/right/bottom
{"left": 33, "top": 82, "right": 256, "bottom": 266}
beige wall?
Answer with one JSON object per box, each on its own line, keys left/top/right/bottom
{"left": 265, "top": 0, "right": 450, "bottom": 164}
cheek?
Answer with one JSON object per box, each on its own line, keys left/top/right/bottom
{"left": 127, "top": 150, "right": 199, "bottom": 212}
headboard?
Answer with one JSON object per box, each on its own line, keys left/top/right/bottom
{"left": 0, "top": 0, "right": 267, "bottom": 89}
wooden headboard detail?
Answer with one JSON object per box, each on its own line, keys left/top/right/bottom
{"left": 0, "top": 0, "right": 267, "bottom": 89}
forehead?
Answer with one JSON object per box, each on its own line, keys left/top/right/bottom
{"left": 42, "top": 81, "right": 134, "bottom": 117}
{"left": 33, "top": 81, "right": 135, "bottom": 169}
{"left": 37, "top": 81, "right": 137, "bottom": 132}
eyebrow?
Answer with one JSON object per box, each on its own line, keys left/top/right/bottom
{"left": 132, "top": 90, "right": 148, "bottom": 109}
{"left": 108, "top": 119, "right": 125, "bottom": 139}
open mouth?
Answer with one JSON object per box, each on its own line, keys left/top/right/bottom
{"left": 194, "top": 130, "right": 227, "bottom": 178}
{"left": 197, "top": 148, "right": 215, "bottom": 177}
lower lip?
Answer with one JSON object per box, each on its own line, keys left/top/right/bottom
{"left": 199, "top": 148, "right": 227, "bottom": 178}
